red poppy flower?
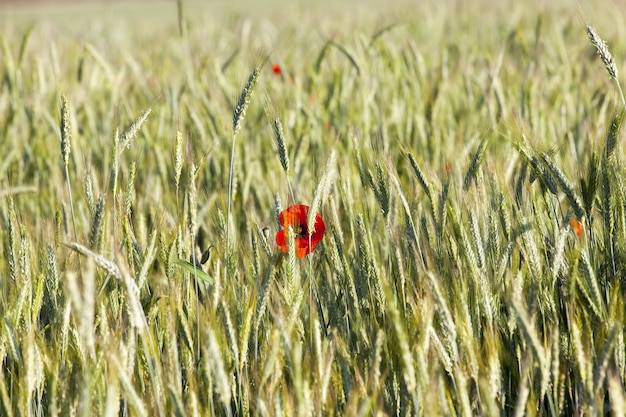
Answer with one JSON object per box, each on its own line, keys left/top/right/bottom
{"left": 570, "top": 217, "right": 584, "bottom": 237}
{"left": 272, "top": 63, "right": 282, "bottom": 75}
{"left": 275, "top": 204, "right": 325, "bottom": 258}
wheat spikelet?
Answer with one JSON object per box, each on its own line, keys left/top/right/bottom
{"left": 469, "top": 210, "right": 485, "bottom": 270}
{"left": 578, "top": 251, "right": 606, "bottom": 319}
{"left": 387, "top": 165, "right": 426, "bottom": 268}
{"left": 7, "top": 197, "right": 17, "bottom": 282}
{"left": 355, "top": 214, "right": 372, "bottom": 306}
{"left": 407, "top": 152, "right": 434, "bottom": 204}
{"left": 371, "top": 162, "right": 390, "bottom": 217}
{"left": 59, "top": 95, "right": 71, "bottom": 166}
{"left": 463, "top": 136, "right": 490, "bottom": 191}
{"left": 285, "top": 226, "right": 299, "bottom": 306}
{"left": 451, "top": 207, "right": 479, "bottom": 277}
{"left": 250, "top": 229, "right": 260, "bottom": 280}
{"left": 125, "top": 162, "right": 136, "bottom": 218}
{"left": 31, "top": 272, "right": 45, "bottom": 334}
{"left": 120, "top": 108, "right": 151, "bottom": 149}
{"left": 18, "top": 226, "right": 31, "bottom": 283}
{"left": 586, "top": 25, "right": 626, "bottom": 110}
{"left": 88, "top": 196, "right": 105, "bottom": 250}
{"left": 83, "top": 170, "right": 95, "bottom": 215}
{"left": 45, "top": 245, "right": 59, "bottom": 309}
{"left": 541, "top": 153, "right": 586, "bottom": 219}
{"left": 273, "top": 117, "right": 289, "bottom": 173}
{"left": 60, "top": 301, "right": 71, "bottom": 364}
{"left": 581, "top": 153, "right": 599, "bottom": 217}
{"left": 551, "top": 225, "right": 568, "bottom": 279}
{"left": 222, "top": 302, "right": 240, "bottom": 370}
{"left": 521, "top": 225, "right": 541, "bottom": 278}
{"left": 487, "top": 204, "right": 500, "bottom": 259}
{"left": 227, "top": 66, "right": 262, "bottom": 249}
{"left": 65, "top": 241, "right": 122, "bottom": 280}
{"left": 233, "top": 66, "right": 261, "bottom": 134}
{"left": 514, "top": 161, "right": 528, "bottom": 207}
{"left": 605, "top": 112, "right": 623, "bottom": 159}
{"left": 308, "top": 150, "right": 336, "bottom": 234}
{"left": 429, "top": 326, "right": 453, "bottom": 373}
{"left": 601, "top": 161, "right": 616, "bottom": 275}
{"left": 174, "top": 130, "right": 184, "bottom": 190}
{"left": 58, "top": 95, "right": 78, "bottom": 242}
{"left": 586, "top": 25, "right": 619, "bottom": 80}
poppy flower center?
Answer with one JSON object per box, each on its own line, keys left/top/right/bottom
{"left": 295, "top": 223, "right": 307, "bottom": 238}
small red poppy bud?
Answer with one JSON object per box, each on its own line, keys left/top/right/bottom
{"left": 570, "top": 218, "right": 584, "bottom": 237}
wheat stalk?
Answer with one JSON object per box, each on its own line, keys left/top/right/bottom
{"left": 59, "top": 95, "right": 78, "bottom": 243}
{"left": 227, "top": 65, "right": 262, "bottom": 250}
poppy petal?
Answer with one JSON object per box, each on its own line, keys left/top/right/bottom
{"left": 276, "top": 204, "right": 325, "bottom": 257}
{"left": 275, "top": 230, "right": 287, "bottom": 253}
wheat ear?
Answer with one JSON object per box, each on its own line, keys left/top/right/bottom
{"left": 587, "top": 25, "right": 626, "bottom": 110}
{"left": 59, "top": 95, "right": 78, "bottom": 242}
{"left": 227, "top": 65, "right": 261, "bottom": 249}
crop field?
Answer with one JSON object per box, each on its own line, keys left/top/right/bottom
{"left": 2, "top": 0, "right": 626, "bottom": 415}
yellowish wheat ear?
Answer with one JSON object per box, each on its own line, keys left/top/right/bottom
{"left": 586, "top": 25, "right": 618, "bottom": 80}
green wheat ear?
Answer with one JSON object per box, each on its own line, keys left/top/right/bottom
{"left": 604, "top": 112, "right": 623, "bottom": 160}
{"left": 586, "top": 25, "right": 626, "bottom": 109}
{"left": 273, "top": 117, "right": 289, "bottom": 174}
{"left": 59, "top": 95, "right": 79, "bottom": 244}
{"left": 463, "top": 136, "right": 490, "bottom": 191}
{"left": 227, "top": 64, "right": 262, "bottom": 249}
{"left": 59, "top": 95, "right": 71, "bottom": 166}
{"left": 308, "top": 150, "right": 336, "bottom": 235}
{"left": 232, "top": 66, "right": 261, "bottom": 135}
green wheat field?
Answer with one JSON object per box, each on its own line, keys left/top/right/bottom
{"left": 2, "top": 0, "right": 626, "bottom": 415}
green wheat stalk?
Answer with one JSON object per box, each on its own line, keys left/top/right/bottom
{"left": 228, "top": 65, "right": 261, "bottom": 250}
{"left": 59, "top": 95, "right": 78, "bottom": 243}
